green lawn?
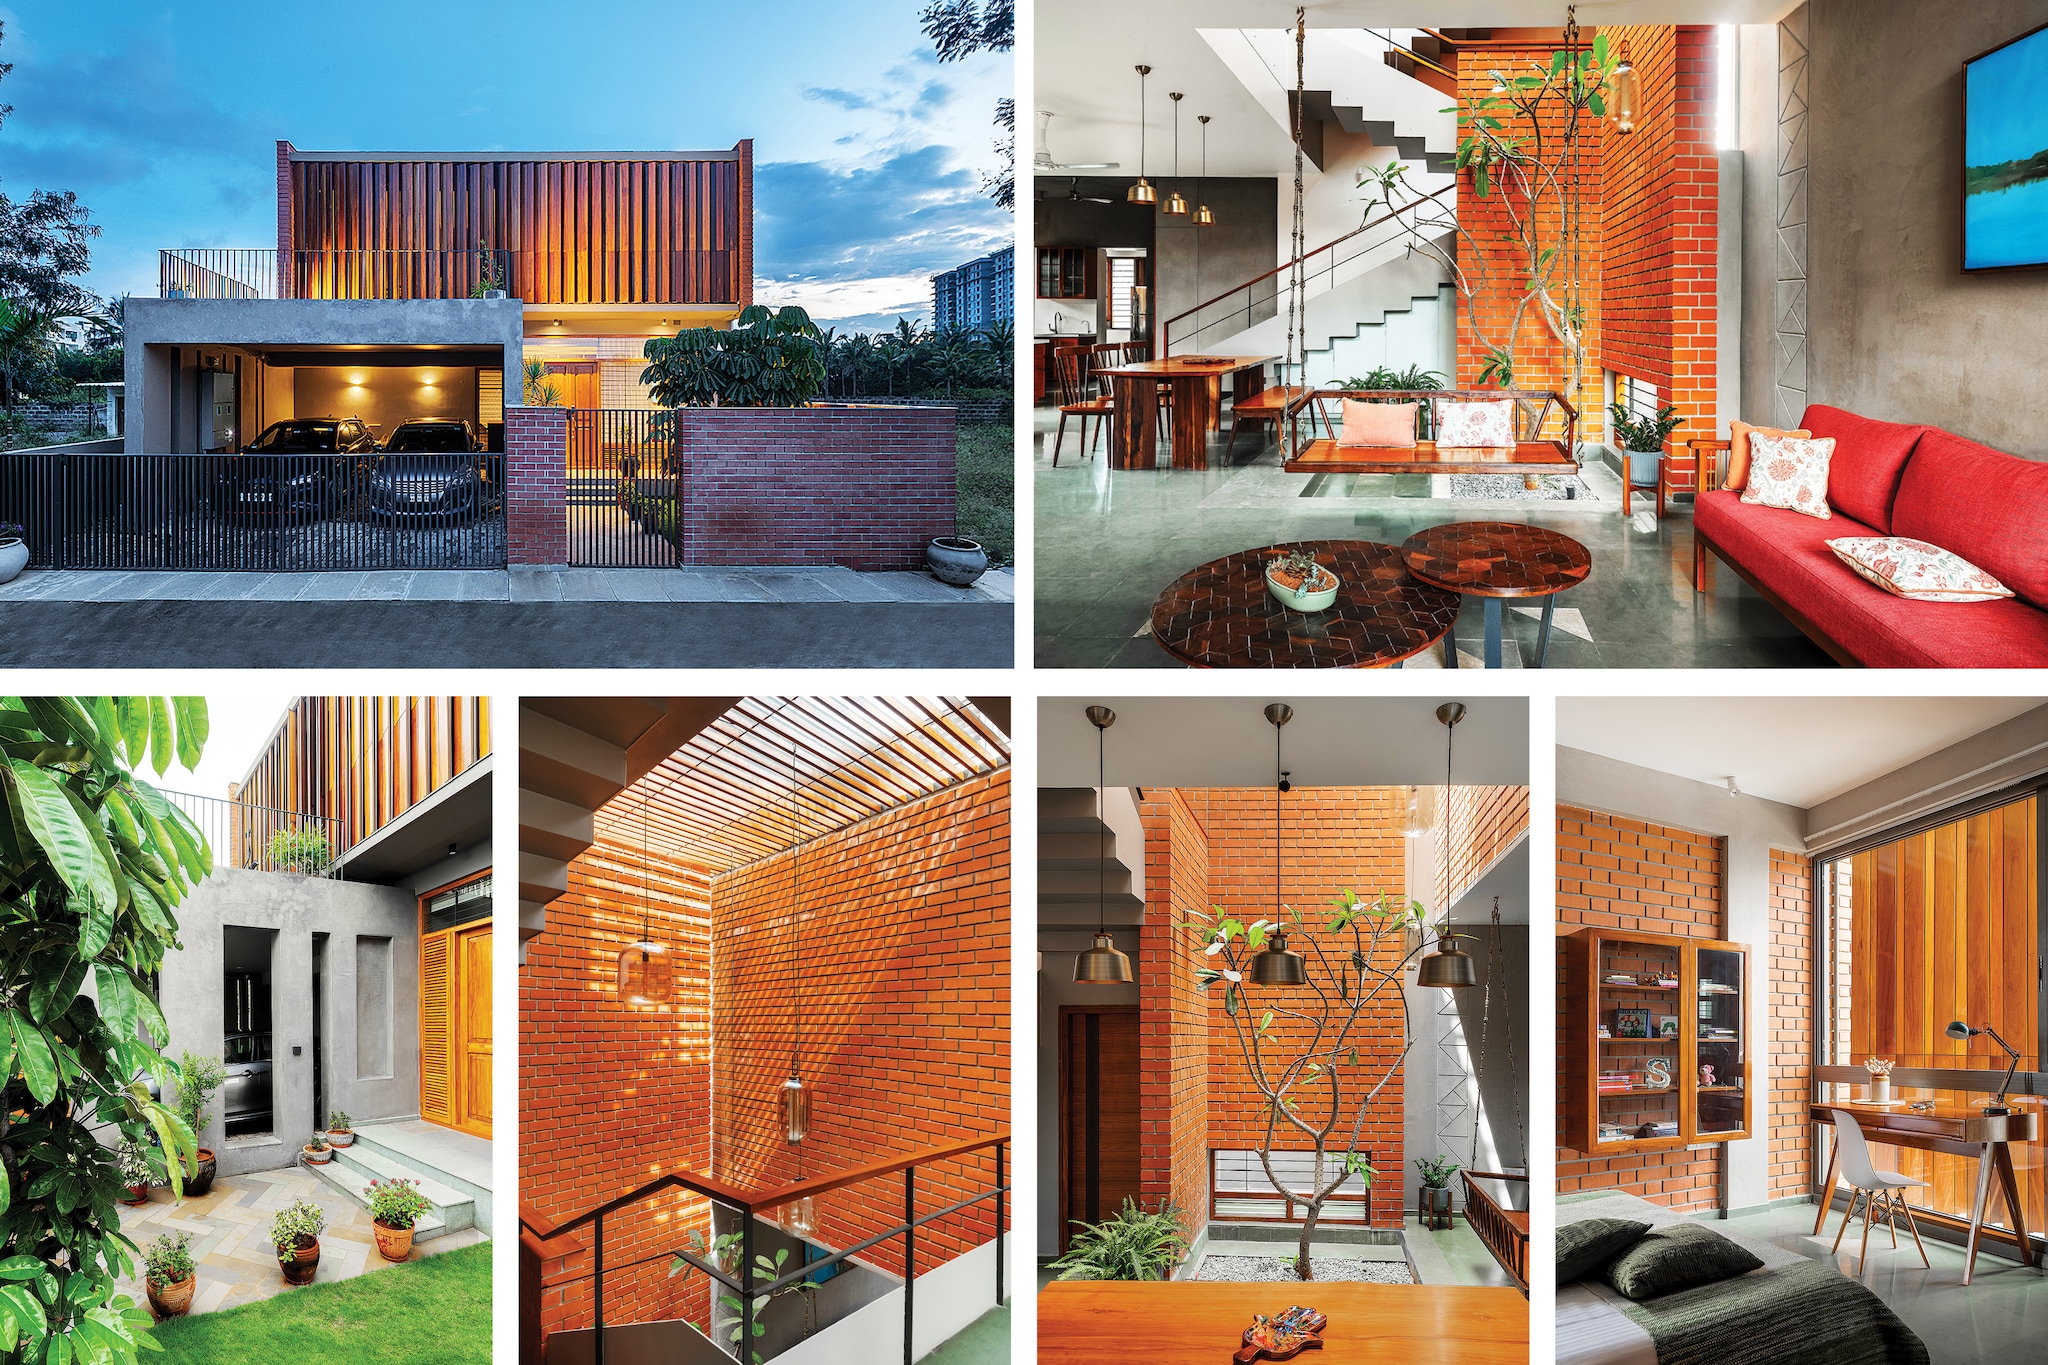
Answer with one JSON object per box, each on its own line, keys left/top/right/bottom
{"left": 954, "top": 422, "right": 1015, "bottom": 567}
{"left": 148, "top": 1242, "right": 490, "bottom": 1365}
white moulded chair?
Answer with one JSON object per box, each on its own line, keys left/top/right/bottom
{"left": 1829, "top": 1108, "right": 1930, "bottom": 1271}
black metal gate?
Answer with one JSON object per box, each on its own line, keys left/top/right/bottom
{"left": 564, "top": 408, "right": 683, "bottom": 567}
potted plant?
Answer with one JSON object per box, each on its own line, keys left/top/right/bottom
{"left": 175, "top": 1050, "right": 226, "bottom": 1197}
{"left": 364, "top": 1176, "right": 434, "bottom": 1262}
{"left": 472, "top": 239, "right": 509, "bottom": 300}
{"left": 272, "top": 1198, "right": 326, "bottom": 1285}
{"left": 1608, "top": 401, "right": 1685, "bottom": 490}
{"left": 1047, "top": 1199, "right": 1189, "bottom": 1281}
{"left": 302, "top": 1132, "right": 332, "bottom": 1165}
{"left": 927, "top": 535, "right": 988, "bottom": 587}
{"left": 115, "top": 1139, "right": 154, "bottom": 1204}
{"left": 1265, "top": 547, "right": 1340, "bottom": 611}
{"left": 0, "top": 521, "right": 26, "bottom": 585}
{"left": 1415, "top": 1154, "right": 1462, "bottom": 1226}
{"left": 142, "top": 1230, "right": 197, "bottom": 1320}
{"left": 326, "top": 1110, "right": 355, "bottom": 1148}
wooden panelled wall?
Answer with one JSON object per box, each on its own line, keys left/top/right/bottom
{"left": 282, "top": 147, "right": 750, "bottom": 305}
{"left": 234, "top": 697, "right": 492, "bottom": 853}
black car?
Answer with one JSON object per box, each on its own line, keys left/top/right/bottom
{"left": 365, "top": 418, "right": 495, "bottom": 523}
{"left": 220, "top": 418, "right": 380, "bottom": 521}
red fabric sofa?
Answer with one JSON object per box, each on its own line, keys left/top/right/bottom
{"left": 1691, "top": 405, "right": 2048, "bottom": 668}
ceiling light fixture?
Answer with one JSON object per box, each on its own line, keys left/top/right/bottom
{"left": 615, "top": 789, "right": 671, "bottom": 1006}
{"left": 1127, "top": 66, "right": 1158, "bottom": 206}
{"left": 1608, "top": 39, "right": 1640, "bottom": 134}
{"left": 1248, "top": 704, "right": 1307, "bottom": 986}
{"left": 1193, "top": 114, "right": 1216, "bottom": 226}
{"left": 1074, "top": 706, "right": 1135, "bottom": 984}
{"left": 1724, "top": 776, "right": 1742, "bottom": 798}
{"left": 1163, "top": 93, "right": 1190, "bottom": 216}
{"left": 1416, "top": 703, "right": 1478, "bottom": 989}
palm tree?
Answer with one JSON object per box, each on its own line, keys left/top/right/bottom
{"left": 816, "top": 326, "right": 839, "bottom": 397}
{"left": 521, "top": 358, "right": 563, "bottom": 407}
{"left": 979, "top": 318, "right": 1014, "bottom": 387}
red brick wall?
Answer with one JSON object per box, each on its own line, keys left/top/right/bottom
{"left": 1556, "top": 804, "right": 1726, "bottom": 1210}
{"left": 737, "top": 140, "right": 756, "bottom": 310}
{"left": 1189, "top": 788, "right": 1408, "bottom": 1227}
{"left": 1768, "top": 848, "right": 1814, "bottom": 1201}
{"left": 710, "top": 771, "right": 1009, "bottom": 1277}
{"left": 520, "top": 825, "right": 714, "bottom": 1336}
{"left": 275, "top": 141, "right": 296, "bottom": 299}
{"left": 1136, "top": 790, "right": 1212, "bottom": 1237}
{"left": 674, "top": 407, "right": 956, "bottom": 570}
{"left": 506, "top": 405, "right": 568, "bottom": 566}
{"left": 1436, "top": 786, "right": 1531, "bottom": 911}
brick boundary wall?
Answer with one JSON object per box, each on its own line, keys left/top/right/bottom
{"left": 1556, "top": 804, "right": 1726, "bottom": 1210}
{"left": 824, "top": 396, "right": 1011, "bottom": 425}
{"left": 1767, "top": 848, "right": 1814, "bottom": 1201}
{"left": 505, "top": 405, "right": 569, "bottom": 566}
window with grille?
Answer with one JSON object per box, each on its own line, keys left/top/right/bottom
{"left": 1107, "top": 256, "right": 1138, "bottom": 330}
{"left": 1210, "top": 1149, "right": 1373, "bottom": 1223}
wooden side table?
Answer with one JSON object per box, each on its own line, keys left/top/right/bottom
{"left": 1401, "top": 522, "right": 1592, "bottom": 668}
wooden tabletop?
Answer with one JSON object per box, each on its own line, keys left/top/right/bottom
{"left": 1100, "top": 355, "right": 1279, "bottom": 376}
{"left": 1402, "top": 522, "right": 1592, "bottom": 599}
{"left": 1149, "top": 540, "right": 1463, "bottom": 668}
{"left": 1038, "top": 1282, "right": 1528, "bottom": 1364}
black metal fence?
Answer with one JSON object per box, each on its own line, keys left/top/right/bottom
{"left": 564, "top": 408, "right": 683, "bottom": 567}
{"left": 162, "top": 791, "right": 347, "bottom": 877}
{"left": 1, "top": 452, "right": 507, "bottom": 570}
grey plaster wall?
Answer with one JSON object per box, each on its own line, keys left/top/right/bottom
{"left": 1736, "top": 22, "right": 1786, "bottom": 426}
{"left": 1805, "top": 0, "right": 2048, "bottom": 457}
{"left": 1151, "top": 178, "right": 1280, "bottom": 349}
{"left": 159, "top": 866, "right": 420, "bottom": 1175}
{"left": 1557, "top": 747, "right": 1807, "bottom": 1213}
{"left": 1806, "top": 702, "right": 2048, "bottom": 852}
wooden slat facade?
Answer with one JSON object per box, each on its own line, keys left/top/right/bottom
{"left": 279, "top": 144, "right": 751, "bottom": 306}
{"left": 234, "top": 697, "right": 493, "bottom": 854}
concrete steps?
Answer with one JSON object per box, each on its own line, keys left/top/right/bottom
{"left": 300, "top": 1123, "right": 490, "bottom": 1242}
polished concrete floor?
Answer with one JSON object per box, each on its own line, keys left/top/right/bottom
{"left": 1717, "top": 1200, "right": 2047, "bottom": 1365}
{"left": 1032, "top": 406, "right": 1834, "bottom": 669}
{"left": 917, "top": 1303, "right": 1009, "bottom": 1364}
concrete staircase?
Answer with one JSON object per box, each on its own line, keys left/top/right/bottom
{"left": 302, "top": 1119, "right": 494, "bottom": 1242}
{"left": 1207, "top": 235, "right": 1459, "bottom": 388}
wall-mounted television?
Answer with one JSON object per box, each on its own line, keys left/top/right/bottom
{"left": 1964, "top": 21, "right": 2048, "bottom": 272}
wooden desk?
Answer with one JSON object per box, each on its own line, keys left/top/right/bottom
{"left": 1810, "top": 1099, "right": 2040, "bottom": 1284}
{"left": 1037, "top": 1282, "right": 1527, "bottom": 1365}
{"left": 1099, "top": 356, "right": 1279, "bottom": 470}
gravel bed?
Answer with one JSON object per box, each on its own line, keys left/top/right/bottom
{"left": 1192, "top": 1256, "right": 1413, "bottom": 1283}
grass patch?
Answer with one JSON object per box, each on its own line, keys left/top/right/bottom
{"left": 149, "top": 1242, "right": 490, "bottom": 1365}
{"left": 954, "top": 422, "right": 1015, "bottom": 566}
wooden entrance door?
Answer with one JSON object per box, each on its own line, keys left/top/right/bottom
{"left": 420, "top": 874, "right": 493, "bottom": 1140}
{"left": 457, "top": 924, "right": 492, "bottom": 1136}
{"left": 1059, "top": 1005, "right": 1141, "bottom": 1252}
{"left": 547, "top": 362, "right": 602, "bottom": 472}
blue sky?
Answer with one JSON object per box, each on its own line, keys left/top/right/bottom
{"left": 0, "top": 1, "right": 1012, "bottom": 332}
{"left": 1967, "top": 27, "right": 2048, "bottom": 166}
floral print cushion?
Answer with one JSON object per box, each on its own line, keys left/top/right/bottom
{"left": 1826, "top": 536, "right": 2015, "bottom": 603}
{"left": 1739, "top": 433, "right": 1835, "bottom": 519}
{"left": 1434, "top": 399, "right": 1517, "bottom": 448}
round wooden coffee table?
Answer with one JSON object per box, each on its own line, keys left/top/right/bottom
{"left": 1149, "top": 539, "right": 1462, "bottom": 668}
{"left": 1401, "top": 521, "right": 1591, "bottom": 668}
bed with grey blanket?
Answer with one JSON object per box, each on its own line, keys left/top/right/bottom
{"left": 1558, "top": 1191, "right": 1929, "bottom": 1365}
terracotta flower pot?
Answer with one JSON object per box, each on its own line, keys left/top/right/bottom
{"left": 373, "top": 1219, "right": 415, "bottom": 1263}
{"left": 303, "top": 1146, "right": 332, "bottom": 1165}
{"left": 122, "top": 1184, "right": 150, "bottom": 1206}
{"left": 187, "top": 1149, "right": 217, "bottom": 1198}
{"left": 146, "top": 1273, "right": 195, "bottom": 1319}
{"left": 279, "top": 1236, "right": 320, "bottom": 1286}
{"left": 326, "top": 1129, "right": 354, "bottom": 1148}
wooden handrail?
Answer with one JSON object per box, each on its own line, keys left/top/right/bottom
{"left": 748, "top": 1131, "right": 1009, "bottom": 1210}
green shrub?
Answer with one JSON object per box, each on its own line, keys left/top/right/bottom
{"left": 268, "top": 826, "right": 332, "bottom": 873}
{"left": 144, "top": 1231, "right": 196, "bottom": 1285}
{"left": 1049, "top": 1199, "right": 1188, "bottom": 1281}
{"left": 175, "top": 1050, "right": 227, "bottom": 1137}
{"left": 271, "top": 1198, "right": 326, "bottom": 1252}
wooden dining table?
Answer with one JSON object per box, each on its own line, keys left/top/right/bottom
{"left": 1038, "top": 1281, "right": 1528, "bottom": 1364}
{"left": 1097, "top": 354, "right": 1280, "bottom": 470}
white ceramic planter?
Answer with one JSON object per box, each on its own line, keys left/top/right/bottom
{"left": 1266, "top": 564, "right": 1340, "bottom": 612}
{"left": 0, "top": 538, "right": 27, "bottom": 584}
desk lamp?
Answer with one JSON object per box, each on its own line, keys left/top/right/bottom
{"left": 1946, "top": 1020, "right": 2021, "bottom": 1116}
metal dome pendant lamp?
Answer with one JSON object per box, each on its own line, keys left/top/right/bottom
{"left": 1248, "top": 704, "right": 1308, "bottom": 988}
{"left": 779, "top": 727, "right": 818, "bottom": 1238}
{"left": 616, "top": 791, "right": 671, "bottom": 1006}
{"left": 1074, "top": 706, "right": 1135, "bottom": 984}
{"left": 1163, "top": 93, "right": 1190, "bottom": 216}
{"left": 1417, "top": 703, "right": 1479, "bottom": 989}
{"left": 1193, "top": 115, "right": 1215, "bottom": 226}
{"left": 1127, "top": 67, "right": 1158, "bottom": 206}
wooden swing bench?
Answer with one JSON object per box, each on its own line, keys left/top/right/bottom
{"left": 1461, "top": 1170, "right": 1530, "bottom": 1294}
{"left": 1280, "top": 389, "right": 1580, "bottom": 477}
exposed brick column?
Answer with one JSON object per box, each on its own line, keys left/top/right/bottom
{"left": 1766, "top": 850, "right": 1813, "bottom": 1201}
{"left": 275, "top": 140, "right": 296, "bottom": 299}
{"left": 1137, "top": 791, "right": 1211, "bottom": 1240}
{"left": 505, "top": 406, "right": 567, "bottom": 566}
{"left": 735, "top": 138, "right": 755, "bottom": 309}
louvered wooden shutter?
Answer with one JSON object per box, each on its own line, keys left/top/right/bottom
{"left": 420, "top": 932, "right": 454, "bottom": 1125}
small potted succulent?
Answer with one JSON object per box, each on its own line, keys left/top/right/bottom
{"left": 1864, "top": 1056, "right": 1894, "bottom": 1103}
{"left": 116, "top": 1138, "right": 155, "bottom": 1204}
{"left": 272, "top": 1198, "right": 326, "bottom": 1286}
{"left": 1265, "top": 546, "right": 1340, "bottom": 611}
{"left": 175, "top": 1050, "right": 226, "bottom": 1197}
{"left": 326, "top": 1109, "right": 355, "bottom": 1148}
{"left": 0, "top": 522, "right": 26, "bottom": 585}
{"left": 143, "top": 1230, "right": 197, "bottom": 1320}
{"left": 927, "top": 535, "right": 989, "bottom": 588}
{"left": 1415, "top": 1154, "right": 1462, "bottom": 1227}
{"left": 365, "top": 1176, "right": 434, "bottom": 1262}
{"left": 302, "top": 1132, "right": 332, "bottom": 1165}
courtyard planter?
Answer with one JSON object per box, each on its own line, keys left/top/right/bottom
{"left": 302, "top": 1140, "right": 332, "bottom": 1165}
{"left": 1418, "top": 1184, "right": 1454, "bottom": 1228}
{"left": 280, "top": 1236, "right": 321, "bottom": 1285}
{"left": 1623, "top": 448, "right": 1661, "bottom": 489}
{"left": 145, "top": 1272, "right": 195, "bottom": 1320}
{"left": 0, "top": 536, "right": 27, "bottom": 585}
{"left": 143, "top": 1231, "right": 197, "bottom": 1320}
{"left": 373, "top": 1220, "right": 416, "bottom": 1263}
{"left": 122, "top": 1183, "right": 151, "bottom": 1206}
{"left": 927, "top": 536, "right": 988, "bottom": 587}
{"left": 326, "top": 1112, "right": 354, "bottom": 1148}
{"left": 272, "top": 1198, "right": 327, "bottom": 1287}
{"left": 365, "top": 1176, "right": 432, "bottom": 1264}
{"left": 187, "top": 1148, "right": 217, "bottom": 1197}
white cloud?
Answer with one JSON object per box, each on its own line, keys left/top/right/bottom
{"left": 755, "top": 273, "right": 933, "bottom": 328}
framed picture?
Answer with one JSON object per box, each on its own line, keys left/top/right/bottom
{"left": 1964, "top": 21, "right": 2048, "bottom": 271}
{"left": 1657, "top": 1015, "right": 1680, "bottom": 1040}
{"left": 1612, "top": 1007, "right": 1651, "bottom": 1039}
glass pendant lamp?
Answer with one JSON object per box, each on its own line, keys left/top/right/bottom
{"left": 1608, "top": 42, "right": 1640, "bottom": 134}
{"left": 1128, "top": 66, "right": 1158, "bottom": 205}
{"left": 1074, "top": 706, "right": 1135, "bottom": 983}
{"left": 1246, "top": 704, "right": 1307, "bottom": 987}
{"left": 616, "top": 792, "right": 671, "bottom": 1005}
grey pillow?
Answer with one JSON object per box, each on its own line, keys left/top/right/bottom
{"left": 1557, "top": 1217, "right": 1651, "bottom": 1284}
{"left": 1602, "top": 1222, "right": 1764, "bottom": 1300}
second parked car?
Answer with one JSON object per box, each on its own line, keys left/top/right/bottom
{"left": 221, "top": 418, "right": 380, "bottom": 521}
{"left": 365, "top": 418, "right": 495, "bottom": 524}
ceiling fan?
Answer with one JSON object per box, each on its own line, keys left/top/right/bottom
{"left": 1034, "top": 111, "right": 1119, "bottom": 172}
{"left": 1034, "top": 177, "right": 1118, "bottom": 205}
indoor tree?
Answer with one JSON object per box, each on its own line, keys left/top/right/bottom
{"left": 0, "top": 696, "right": 212, "bottom": 1364}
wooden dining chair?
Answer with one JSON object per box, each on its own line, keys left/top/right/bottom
{"left": 1828, "top": 1109, "right": 1930, "bottom": 1271}
{"left": 1051, "top": 349, "right": 1113, "bottom": 466}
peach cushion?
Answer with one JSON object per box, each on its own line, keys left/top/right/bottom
{"left": 1727, "top": 420, "right": 1809, "bottom": 491}
{"left": 1338, "top": 399, "right": 1420, "bottom": 448}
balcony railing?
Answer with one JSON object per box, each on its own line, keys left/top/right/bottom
{"left": 158, "top": 248, "right": 739, "bottom": 305}
{"left": 162, "top": 790, "right": 346, "bottom": 877}
{"left": 520, "top": 1131, "right": 1008, "bottom": 1365}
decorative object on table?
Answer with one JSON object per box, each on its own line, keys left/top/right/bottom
{"left": 1740, "top": 433, "right": 1836, "bottom": 518}
{"left": 116, "top": 1139, "right": 155, "bottom": 1205}
{"left": 0, "top": 522, "right": 27, "bottom": 584}
{"left": 365, "top": 1176, "right": 434, "bottom": 1262}
{"left": 1607, "top": 400, "right": 1684, "bottom": 489}
{"left": 1264, "top": 547, "right": 1340, "bottom": 611}
{"left": 1436, "top": 399, "right": 1517, "bottom": 448}
{"left": 1826, "top": 536, "right": 2013, "bottom": 602}
{"left": 1234, "top": 1305, "right": 1329, "bottom": 1363}
{"left": 1611, "top": 1008, "right": 1650, "bottom": 1039}
{"left": 1643, "top": 1059, "right": 1672, "bottom": 1090}
{"left": 142, "top": 1230, "right": 197, "bottom": 1320}
{"left": 174, "top": 1050, "right": 226, "bottom": 1197}
{"left": 1946, "top": 1019, "right": 2023, "bottom": 1114}
{"left": 272, "top": 1197, "right": 326, "bottom": 1286}
{"left": 927, "top": 535, "right": 989, "bottom": 587}
{"left": 1656, "top": 1015, "right": 1679, "bottom": 1040}
{"left": 1698, "top": 1064, "right": 1717, "bottom": 1087}
{"left": 1863, "top": 1057, "right": 1894, "bottom": 1103}
{"left": 326, "top": 1109, "right": 355, "bottom": 1147}
{"left": 1415, "top": 1154, "right": 1461, "bottom": 1229}
{"left": 1074, "top": 706, "right": 1135, "bottom": 984}
{"left": 1963, "top": 22, "right": 2048, "bottom": 271}
{"left": 302, "top": 1132, "right": 332, "bottom": 1165}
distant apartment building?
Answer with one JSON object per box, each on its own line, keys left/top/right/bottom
{"left": 930, "top": 245, "right": 1014, "bottom": 332}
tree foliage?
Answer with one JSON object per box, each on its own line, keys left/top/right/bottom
{"left": 920, "top": 0, "right": 1014, "bottom": 210}
{"left": 1, "top": 696, "right": 214, "bottom": 1365}
{"left": 0, "top": 24, "right": 103, "bottom": 329}
{"left": 815, "top": 317, "right": 1011, "bottom": 402}
{"left": 641, "top": 305, "right": 830, "bottom": 409}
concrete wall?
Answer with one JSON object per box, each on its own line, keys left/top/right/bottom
{"left": 293, "top": 365, "right": 480, "bottom": 442}
{"left": 1806, "top": 702, "right": 2048, "bottom": 852}
{"left": 1803, "top": 0, "right": 2048, "bottom": 457}
{"left": 160, "top": 866, "right": 420, "bottom": 1175}
{"left": 1151, "top": 177, "right": 1281, "bottom": 349}
{"left": 1735, "top": 22, "right": 1784, "bottom": 427}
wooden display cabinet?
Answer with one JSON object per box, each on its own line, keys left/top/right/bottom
{"left": 1037, "top": 247, "right": 1096, "bottom": 299}
{"left": 1561, "top": 929, "right": 1750, "bottom": 1155}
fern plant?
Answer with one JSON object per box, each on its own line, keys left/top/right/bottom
{"left": 1049, "top": 1199, "right": 1189, "bottom": 1281}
